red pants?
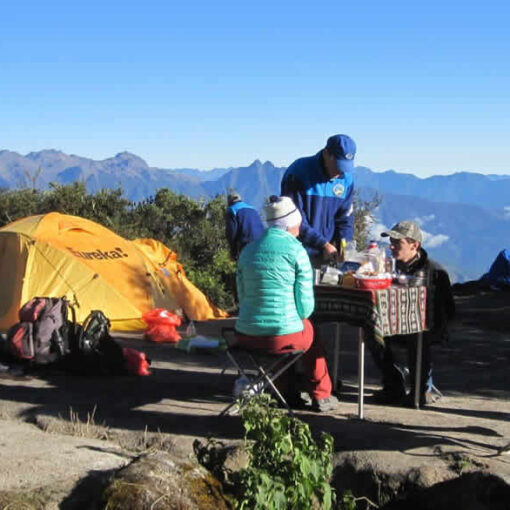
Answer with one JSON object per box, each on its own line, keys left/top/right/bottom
{"left": 235, "top": 319, "right": 332, "bottom": 400}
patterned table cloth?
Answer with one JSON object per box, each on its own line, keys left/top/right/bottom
{"left": 312, "top": 284, "right": 427, "bottom": 344}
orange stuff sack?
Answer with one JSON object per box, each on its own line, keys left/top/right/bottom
{"left": 123, "top": 347, "right": 151, "bottom": 376}
{"left": 142, "top": 308, "right": 182, "bottom": 343}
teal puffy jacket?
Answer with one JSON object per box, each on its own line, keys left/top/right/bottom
{"left": 235, "top": 227, "right": 315, "bottom": 336}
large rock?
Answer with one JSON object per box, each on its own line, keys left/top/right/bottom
{"left": 383, "top": 472, "right": 510, "bottom": 510}
{"left": 332, "top": 450, "right": 455, "bottom": 506}
{"left": 103, "top": 450, "right": 232, "bottom": 509}
{"left": 0, "top": 419, "right": 127, "bottom": 491}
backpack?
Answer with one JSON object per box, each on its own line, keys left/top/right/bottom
{"left": 72, "top": 310, "right": 111, "bottom": 355}
{"left": 66, "top": 310, "right": 127, "bottom": 376}
{"left": 7, "top": 297, "right": 77, "bottom": 365}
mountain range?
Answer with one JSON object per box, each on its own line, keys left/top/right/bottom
{"left": 1, "top": 149, "right": 509, "bottom": 282}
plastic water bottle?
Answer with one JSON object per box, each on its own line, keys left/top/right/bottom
{"left": 366, "top": 240, "right": 380, "bottom": 273}
{"left": 385, "top": 253, "right": 396, "bottom": 276}
{"left": 233, "top": 376, "right": 251, "bottom": 397}
{"left": 233, "top": 376, "right": 263, "bottom": 397}
{"left": 185, "top": 320, "right": 196, "bottom": 337}
{"left": 379, "top": 247, "right": 386, "bottom": 274}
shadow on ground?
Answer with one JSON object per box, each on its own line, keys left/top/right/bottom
{"left": 0, "top": 291, "right": 508, "bottom": 466}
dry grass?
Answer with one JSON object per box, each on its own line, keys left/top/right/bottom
{"left": 33, "top": 408, "right": 179, "bottom": 459}
{"left": 116, "top": 426, "right": 178, "bottom": 454}
{"left": 0, "top": 483, "right": 69, "bottom": 510}
{"left": 67, "top": 405, "right": 111, "bottom": 439}
{"left": 34, "top": 405, "right": 111, "bottom": 441}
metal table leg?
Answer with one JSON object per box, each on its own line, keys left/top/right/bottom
{"left": 358, "top": 327, "right": 365, "bottom": 419}
{"left": 414, "top": 332, "right": 423, "bottom": 409}
{"left": 332, "top": 322, "right": 341, "bottom": 391}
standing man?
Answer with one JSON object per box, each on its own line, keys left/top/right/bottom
{"left": 372, "top": 220, "right": 455, "bottom": 406}
{"left": 225, "top": 192, "right": 264, "bottom": 261}
{"left": 281, "top": 134, "right": 357, "bottom": 265}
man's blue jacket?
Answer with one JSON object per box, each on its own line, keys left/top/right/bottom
{"left": 225, "top": 201, "right": 264, "bottom": 260}
{"left": 281, "top": 151, "right": 354, "bottom": 256}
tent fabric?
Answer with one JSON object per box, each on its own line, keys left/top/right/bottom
{"left": 0, "top": 213, "right": 227, "bottom": 332}
{"left": 132, "top": 238, "right": 228, "bottom": 321}
{"left": 480, "top": 249, "right": 510, "bottom": 287}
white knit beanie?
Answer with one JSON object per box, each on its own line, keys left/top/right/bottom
{"left": 263, "top": 195, "right": 302, "bottom": 230}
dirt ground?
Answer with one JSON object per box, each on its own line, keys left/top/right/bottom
{"left": 0, "top": 287, "right": 509, "bottom": 504}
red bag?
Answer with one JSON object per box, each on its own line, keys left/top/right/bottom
{"left": 123, "top": 347, "right": 151, "bottom": 376}
{"left": 141, "top": 308, "right": 182, "bottom": 343}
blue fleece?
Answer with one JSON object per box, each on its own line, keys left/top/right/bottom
{"left": 281, "top": 151, "right": 354, "bottom": 256}
{"left": 225, "top": 201, "right": 264, "bottom": 259}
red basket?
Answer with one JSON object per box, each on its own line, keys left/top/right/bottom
{"left": 354, "top": 276, "right": 392, "bottom": 290}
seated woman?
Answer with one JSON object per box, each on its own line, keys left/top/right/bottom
{"left": 235, "top": 195, "right": 338, "bottom": 412}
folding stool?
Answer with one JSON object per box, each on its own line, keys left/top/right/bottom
{"left": 219, "top": 327, "right": 305, "bottom": 416}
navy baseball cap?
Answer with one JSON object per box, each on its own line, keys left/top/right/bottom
{"left": 325, "top": 134, "right": 356, "bottom": 174}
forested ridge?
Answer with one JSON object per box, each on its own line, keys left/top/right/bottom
{"left": 0, "top": 183, "right": 376, "bottom": 310}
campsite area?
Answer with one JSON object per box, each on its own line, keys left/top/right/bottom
{"left": 0, "top": 287, "right": 509, "bottom": 508}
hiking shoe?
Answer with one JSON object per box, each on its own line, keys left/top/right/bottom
{"left": 402, "top": 391, "right": 442, "bottom": 408}
{"left": 372, "top": 388, "right": 406, "bottom": 406}
{"left": 311, "top": 395, "right": 340, "bottom": 413}
{"left": 280, "top": 392, "right": 310, "bottom": 410}
{"left": 424, "top": 390, "right": 442, "bottom": 405}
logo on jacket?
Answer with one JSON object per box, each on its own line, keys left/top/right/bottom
{"left": 332, "top": 183, "right": 345, "bottom": 197}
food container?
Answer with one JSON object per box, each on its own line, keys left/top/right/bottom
{"left": 354, "top": 275, "right": 392, "bottom": 290}
{"left": 342, "top": 273, "right": 356, "bottom": 288}
{"left": 321, "top": 265, "right": 342, "bottom": 285}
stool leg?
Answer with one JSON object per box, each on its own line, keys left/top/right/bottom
{"left": 220, "top": 399, "right": 238, "bottom": 417}
{"left": 257, "top": 365, "right": 294, "bottom": 416}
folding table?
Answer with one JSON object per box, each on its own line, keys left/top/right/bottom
{"left": 312, "top": 284, "right": 427, "bottom": 418}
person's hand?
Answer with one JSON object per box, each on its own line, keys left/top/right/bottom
{"left": 322, "top": 242, "right": 338, "bottom": 263}
{"left": 338, "top": 238, "right": 347, "bottom": 263}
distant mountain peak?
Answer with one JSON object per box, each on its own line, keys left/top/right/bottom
{"left": 247, "top": 159, "right": 277, "bottom": 170}
{"left": 114, "top": 151, "right": 141, "bottom": 159}
{"left": 248, "top": 159, "right": 263, "bottom": 168}
{"left": 25, "top": 149, "right": 67, "bottom": 160}
{"left": 109, "top": 152, "right": 149, "bottom": 167}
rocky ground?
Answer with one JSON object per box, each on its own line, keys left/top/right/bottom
{"left": 0, "top": 287, "right": 508, "bottom": 508}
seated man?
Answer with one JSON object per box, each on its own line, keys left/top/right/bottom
{"left": 370, "top": 220, "right": 455, "bottom": 406}
{"left": 235, "top": 195, "right": 338, "bottom": 412}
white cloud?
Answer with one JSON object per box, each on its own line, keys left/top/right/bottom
{"left": 414, "top": 214, "right": 435, "bottom": 226}
{"left": 369, "top": 221, "right": 388, "bottom": 240}
{"left": 504, "top": 206, "right": 510, "bottom": 219}
{"left": 422, "top": 231, "right": 449, "bottom": 248}
{"left": 408, "top": 215, "right": 449, "bottom": 248}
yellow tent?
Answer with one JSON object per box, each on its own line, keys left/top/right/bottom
{"left": 131, "top": 238, "right": 228, "bottom": 322}
{"left": 0, "top": 213, "right": 228, "bottom": 332}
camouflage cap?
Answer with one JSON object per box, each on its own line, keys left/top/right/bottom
{"left": 381, "top": 220, "right": 423, "bottom": 243}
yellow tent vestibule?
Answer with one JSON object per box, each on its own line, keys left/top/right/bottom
{"left": 0, "top": 213, "right": 227, "bottom": 332}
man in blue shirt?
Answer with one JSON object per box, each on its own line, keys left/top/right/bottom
{"left": 281, "top": 134, "right": 356, "bottom": 265}
{"left": 225, "top": 192, "right": 264, "bottom": 260}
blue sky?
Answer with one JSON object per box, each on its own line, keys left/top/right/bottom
{"left": 1, "top": 0, "right": 509, "bottom": 177}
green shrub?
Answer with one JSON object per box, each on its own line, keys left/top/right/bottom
{"left": 236, "top": 394, "right": 336, "bottom": 510}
